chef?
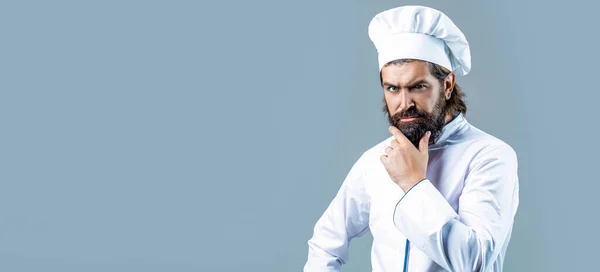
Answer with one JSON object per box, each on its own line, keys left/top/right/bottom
{"left": 304, "top": 5, "right": 519, "bottom": 272}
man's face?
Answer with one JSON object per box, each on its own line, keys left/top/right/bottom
{"left": 382, "top": 61, "right": 448, "bottom": 148}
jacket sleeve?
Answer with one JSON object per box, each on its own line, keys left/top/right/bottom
{"left": 304, "top": 153, "right": 371, "bottom": 272}
{"left": 392, "top": 145, "right": 520, "bottom": 272}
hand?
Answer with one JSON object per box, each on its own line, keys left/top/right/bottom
{"left": 380, "top": 126, "right": 431, "bottom": 192}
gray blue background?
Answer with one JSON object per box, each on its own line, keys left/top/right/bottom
{"left": 2, "top": 0, "right": 598, "bottom": 271}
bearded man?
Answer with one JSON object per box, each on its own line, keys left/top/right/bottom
{"left": 304, "top": 5, "right": 519, "bottom": 272}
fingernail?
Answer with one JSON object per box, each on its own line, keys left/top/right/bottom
{"left": 427, "top": 131, "right": 431, "bottom": 137}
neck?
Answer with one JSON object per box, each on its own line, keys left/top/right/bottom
{"left": 444, "top": 112, "right": 456, "bottom": 125}
{"left": 428, "top": 112, "right": 459, "bottom": 145}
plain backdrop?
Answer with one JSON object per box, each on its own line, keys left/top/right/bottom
{"left": 2, "top": 1, "right": 599, "bottom": 271}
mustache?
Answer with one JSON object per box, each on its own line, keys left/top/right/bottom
{"left": 390, "top": 107, "right": 428, "bottom": 122}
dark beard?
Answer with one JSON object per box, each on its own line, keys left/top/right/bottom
{"left": 384, "top": 95, "right": 447, "bottom": 148}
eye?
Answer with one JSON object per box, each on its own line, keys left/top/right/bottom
{"left": 414, "top": 84, "right": 425, "bottom": 89}
{"left": 387, "top": 86, "right": 398, "bottom": 92}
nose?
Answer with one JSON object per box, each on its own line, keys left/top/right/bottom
{"left": 398, "top": 89, "right": 414, "bottom": 112}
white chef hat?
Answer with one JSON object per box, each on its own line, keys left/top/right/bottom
{"left": 368, "top": 5, "right": 471, "bottom": 76}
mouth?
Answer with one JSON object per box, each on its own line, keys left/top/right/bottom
{"left": 400, "top": 117, "right": 419, "bottom": 122}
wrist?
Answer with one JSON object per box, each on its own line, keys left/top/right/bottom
{"left": 399, "top": 176, "right": 426, "bottom": 192}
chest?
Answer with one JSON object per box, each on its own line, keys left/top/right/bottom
{"left": 364, "top": 150, "right": 469, "bottom": 241}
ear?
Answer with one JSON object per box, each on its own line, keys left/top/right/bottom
{"left": 444, "top": 73, "right": 456, "bottom": 100}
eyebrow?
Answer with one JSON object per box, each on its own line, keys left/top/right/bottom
{"left": 382, "top": 80, "right": 429, "bottom": 88}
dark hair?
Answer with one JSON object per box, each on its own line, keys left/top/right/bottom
{"left": 379, "top": 59, "right": 467, "bottom": 116}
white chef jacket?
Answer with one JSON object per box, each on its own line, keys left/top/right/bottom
{"left": 304, "top": 113, "right": 519, "bottom": 272}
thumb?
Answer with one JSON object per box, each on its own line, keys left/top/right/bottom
{"left": 419, "top": 131, "right": 431, "bottom": 154}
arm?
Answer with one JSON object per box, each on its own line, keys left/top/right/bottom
{"left": 304, "top": 154, "right": 371, "bottom": 272}
{"left": 392, "top": 145, "right": 519, "bottom": 271}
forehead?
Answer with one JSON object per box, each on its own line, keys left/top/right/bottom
{"left": 381, "top": 61, "right": 435, "bottom": 84}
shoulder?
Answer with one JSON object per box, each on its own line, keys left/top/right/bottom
{"left": 342, "top": 135, "right": 394, "bottom": 174}
{"left": 362, "top": 135, "right": 396, "bottom": 161}
{"left": 461, "top": 123, "right": 518, "bottom": 167}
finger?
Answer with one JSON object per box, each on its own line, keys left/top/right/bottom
{"left": 419, "top": 131, "right": 431, "bottom": 154}
{"left": 390, "top": 139, "right": 400, "bottom": 149}
{"left": 380, "top": 154, "right": 388, "bottom": 164}
{"left": 389, "top": 126, "right": 410, "bottom": 146}
{"left": 385, "top": 146, "right": 393, "bottom": 154}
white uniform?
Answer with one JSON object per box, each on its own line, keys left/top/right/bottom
{"left": 304, "top": 113, "right": 520, "bottom": 271}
